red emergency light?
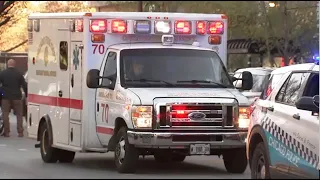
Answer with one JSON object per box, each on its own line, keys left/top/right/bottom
{"left": 90, "top": 19, "right": 107, "bottom": 33}
{"left": 196, "top": 21, "right": 206, "bottom": 35}
{"left": 174, "top": 21, "right": 191, "bottom": 34}
{"left": 208, "top": 21, "right": 224, "bottom": 34}
{"left": 111, "top": 20, "right": 127, "bottom": 33}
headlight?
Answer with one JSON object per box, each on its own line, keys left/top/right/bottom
{"left": 131, "top": 106, "right": 152, "bottom": 128}
{"left": 238, "top": 107, "right": 250, "bottom": 128}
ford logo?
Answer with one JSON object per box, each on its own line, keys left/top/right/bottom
{"left": 188, "top": 112, "right": 206, "bottom": 120}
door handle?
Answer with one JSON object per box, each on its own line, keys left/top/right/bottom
{"left": 97, "top": 103, "right": 99, "bottom": 112}
{"left": 71, "top": 74, "right": 74, "bottom": 88}
{"left": 58, "top": 90, "right": 63, "bottom": 97}
{"left": 267, "top": 107, "right": 274, "bottom": 112}
{"left": 293, "top": 113, "right": 300, "bottom": 120}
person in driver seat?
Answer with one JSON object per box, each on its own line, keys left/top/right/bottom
{"left": 126, "top": 60, "right": 145, "bottom": 80}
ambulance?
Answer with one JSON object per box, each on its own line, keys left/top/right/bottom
{"left": 27, "top": 12, "right": 254, "bottom": 173}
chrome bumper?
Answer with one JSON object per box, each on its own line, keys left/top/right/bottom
{"left": 127, "top": 131, "right": 247, "bottom": 149}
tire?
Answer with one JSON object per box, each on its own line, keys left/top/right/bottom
{"left": 251, "top": 142, "right": 271, "bottom": 179}
{"left": 114, "top": 127, "right": 139, "bottom": 173}
{"left": 39, "top": 122, "right": 60, "bottom": 163}
{"left": 172, "top": 154, "right": 186, "bottom": 162}
{"left": 223, "top": 148, "right": 248, "bottom": 174}
{"left": 154, "top": 152, "right": 172, "bottom": 163}
{"left": 58, "top": 149, "right": 75, "bottom": 163}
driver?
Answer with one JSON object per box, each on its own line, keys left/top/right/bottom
{"left": 126, "top": 60, "right": 145, "bottom": 80}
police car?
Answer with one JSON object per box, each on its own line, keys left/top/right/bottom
{"left": 247, "top": 63, "right": 319, "bottom": 179}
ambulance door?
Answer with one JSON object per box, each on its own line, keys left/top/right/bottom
{"left": 56, "top": 32, "right": 71, "bottom": 145}
{"left": 68, "top": 41, "right": 83, "bottom": 147}
{"left": 96, "top": 50, "right": 118, "bottom": 146}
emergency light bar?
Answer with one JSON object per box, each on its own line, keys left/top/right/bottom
{"left": 134, "top": 20, "right": 151, "bottom": 34}
{"left": 174, "top": 21, "right": 191, "bottom": 34}
{"left": 208, "top": 21, "right": 224, "bottom": 34}
{"left": 155, "top": 21, "right": 171, "bottom": 34}
{"left": 111, "top": 20, "right": 127, "bottom": 33}
{"left": 90, "top": 19, "right": 107, "bottom": 33}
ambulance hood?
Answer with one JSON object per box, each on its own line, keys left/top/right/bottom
{"left": 127, "top": 88, "right": 250, "bottom": 106}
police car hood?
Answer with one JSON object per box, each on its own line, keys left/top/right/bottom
{"left": 127, "top": 88, "right": 250, "bottom": 106}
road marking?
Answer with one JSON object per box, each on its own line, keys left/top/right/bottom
{"left": 18, "top": 148, "right": 27, "bottom": 151}
{"left": 0, "top": 144, "right": 7, "bottom": 147}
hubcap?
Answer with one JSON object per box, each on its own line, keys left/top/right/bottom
{"left": 256, "top": 154, "right": 266, "bottom": 179}
{"left": 115, "top": 137, "right": 126, "bottom": 165}
{"left": 42, "top": 129, "right": 48, "bottom": 155}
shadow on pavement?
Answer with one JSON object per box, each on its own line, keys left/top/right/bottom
{"left": 55, "top": 156, "right": 229, "bottom": 175}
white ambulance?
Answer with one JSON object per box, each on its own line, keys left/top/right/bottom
{"left": 27, "top": 12, "right": 254, "bottom": 173}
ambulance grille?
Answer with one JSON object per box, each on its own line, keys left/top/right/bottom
{"left": 157, "top": 103, "right": 233, "bottom": 129}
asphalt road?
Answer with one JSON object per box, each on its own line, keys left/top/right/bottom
{"left": 0, "top": 115, "right": 251, "bottom": 179}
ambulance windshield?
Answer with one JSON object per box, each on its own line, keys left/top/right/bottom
{"left": 120, "top": 48, "right": 233, "bottom": 88}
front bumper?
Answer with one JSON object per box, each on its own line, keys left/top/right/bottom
{"left": 127, "top": 130, "right": 247, "bottom": 149}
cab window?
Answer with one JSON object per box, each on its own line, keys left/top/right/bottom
{"left": 260, "top": 74, "right": 283, "bottom": 100}
{"left": 302, "top": 72, "right": 319, "bottom": 97}
{"left": 101, "top": 51, "right": 117, "bottom": 87}
{"left": 275, "top": 72, "right": 309, "bottom": 106}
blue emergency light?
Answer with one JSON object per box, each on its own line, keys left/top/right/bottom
{"left": 134, "top": 20, "right": 151, "bottom": 34}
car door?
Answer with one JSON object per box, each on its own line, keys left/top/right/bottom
{"left": 267, "top": 72, "right": 309, "bottom": 177}
{"left": 95, "top": 50, "right": 118, "bottom": 145}
{"left": 287, "top": 72, "right": 319, "bottom": 179}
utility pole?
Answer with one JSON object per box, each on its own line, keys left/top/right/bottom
{"left": 137, "top": 1, "right": 143, "bottom": 12}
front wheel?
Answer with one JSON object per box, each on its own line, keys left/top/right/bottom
{"left": 114, "top": 127, "right": 139, "bottom": 173}
{"left": 223, "top": 148, "right": 248, "bottom": 174}
{"left": 39, "top": 122, "right": 60, "bottom": 163}
{"left": 251, "top": 142, "right": 271, "bottom": 179}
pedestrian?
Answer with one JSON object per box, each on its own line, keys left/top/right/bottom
{"left": 0, "top": 59, "right": 27, "bottom": 137}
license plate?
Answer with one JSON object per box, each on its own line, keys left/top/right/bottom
{"left": 190, "top": 144, "right": 210, "bottom": 155}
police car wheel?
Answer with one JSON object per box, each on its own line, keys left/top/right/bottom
{"left": 251, "top": 142, "right": 270, "bottom": 179}
{"left": 223, "top": 148, "right": 247, "bottom": 174}
{"left": 40, "top": 122, "right": 59, "bottom": 163}
{"left": 114, "top": 127, "right": 138, "bottom": 173}
{"left": 58, "top": 149, "right": 75, "bottom": 163}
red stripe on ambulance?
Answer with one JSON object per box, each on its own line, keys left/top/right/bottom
{"left": 96, "top": 126, "right": 114, "bottom": 135}
{"left": 28, "top": 94, "right": 83, "bottom": 110}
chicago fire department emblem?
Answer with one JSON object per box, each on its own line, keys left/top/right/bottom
{"left": 73, "top": 45, "right": 79, "bottom": 70}
{"left": 36, "top": 36, "right": 56, "bottom": 66}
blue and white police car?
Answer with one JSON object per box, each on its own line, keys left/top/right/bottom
{"left": 247, "top": 63, "right": 319, "bottom": 179}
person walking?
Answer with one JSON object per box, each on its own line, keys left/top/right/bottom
{"left": 0, "top": 59, "right": 27, "bottom": 137}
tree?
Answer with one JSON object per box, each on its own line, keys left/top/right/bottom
{"left": 260, "top": 1, "right": 317, "bottom": 66}
{"left": 0, "top": 1, "right": 95, "bottom": 52}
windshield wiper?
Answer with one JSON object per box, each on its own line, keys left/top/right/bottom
{"left": 126, "top": 78, "right": 176, "bottom": 86}
{"left": 176, "top": 80, "right": 228, "bottom": 88}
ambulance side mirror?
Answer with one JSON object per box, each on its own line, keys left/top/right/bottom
{"left": 87, "top": 69, "right": 100, "bottom": 88}
{"left": 241, "top": 71, "right": 253, "bottom": 90}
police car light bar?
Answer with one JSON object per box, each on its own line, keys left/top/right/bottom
{"left": 155, "top": 21, "right": 171, "bottom": 34}
{"left": 162, "top": 35, "right": 174, "bottom": 46}
{"left": 313, "top": 55, "right": 319, "bottom": 65}
{"left": 134, "top": 20, "right": 151, "bottom": 34}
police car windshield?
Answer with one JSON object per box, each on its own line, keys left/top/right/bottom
{"left": 120, "top": 48, "right": 233, "bottom": 88}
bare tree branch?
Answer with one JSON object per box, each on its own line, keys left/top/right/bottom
{"left": 0, "top": 16, "right": 9, "bottom": 26}
{"left": 3, "top": 40, "right": 28, "bottom": 52}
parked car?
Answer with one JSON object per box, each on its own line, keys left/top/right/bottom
{"left": 233, "top": 67, "right": 275, "bottom": 104}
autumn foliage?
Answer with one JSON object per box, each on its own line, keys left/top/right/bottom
{"left": 0, "top": 1, "right": 94, "bottom": 52}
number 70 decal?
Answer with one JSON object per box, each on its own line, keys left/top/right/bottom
{"left": 101, "top": 103, "right": 109, "bottom": 123}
